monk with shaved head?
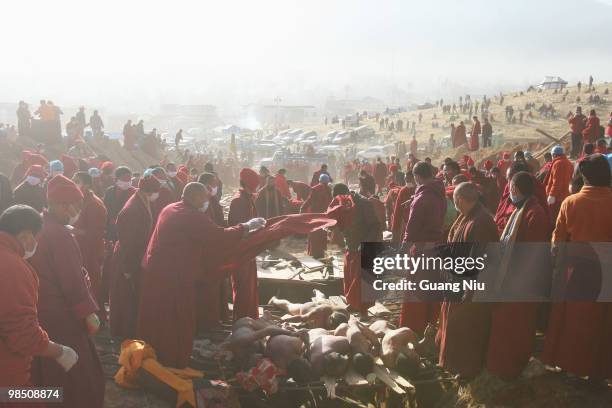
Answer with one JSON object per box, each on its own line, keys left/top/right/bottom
{"left": 138, "top": 182, "right": 266, "bottom": 368}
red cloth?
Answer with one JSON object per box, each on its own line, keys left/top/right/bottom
{"left": 240, "top": 168, "right": 260, "bottom": 192}
{"left": 568, "top": 114, "right": 586, "bottom": 134}
{"left": 301, "top": 183, "right": 333, "bottom": 258}
{"left": 453, "top": 124, "right": 467, "bottom": 147}
{"left": 390, "top": 185, "right": 414, "bottom": 243}
{"left": 581, "top": 115, "right": 600, "bottom": 143}
{"left": 109, "top": 192, "right": 154, "bottom": 338}
{"left": 60, "top": 154, "right": 78, "bottom": 179}
{"left": 400, "top": 302, "right": 440, "bottom": 335}
{"left": 290, "top": 181, "right": 311, "bottom": 201}
{"left": 545, "top": 155, "right": 574, "bottom": 220}
{"left": 29, "top": 212, "right": 104, "bottom": 408}
{"left": 74, "top": 190, "right": 107, "bottom": 307}
{"left": 25, "top": 165, "right": 47, "bottom": 180}
{"left": 368, "top": 196, "right": 386, "bottom": 230}
{"left": 343, "top": 250, "right": 371, "bottom": 314}
{"left": 137, "top": 201, "right": 246, "bottom": 368}
{"left": 151, "top": 185, "right": 177, "bottom": 221}
{"left": 470, "top": 120, "right": 481, "bottom": 151}
{"left": 274, "top": 173, "right": 291, "bottom": 199}
{"left": 228, "top": 189, "right": 259, "bottom": 319}
{"left": 46, "top": 175, "right": 83, "bottom": 204}
{"left": 374, "top": 162, "right": 388, "bottom": 189}
{"left": 486, "top": 197, "right": 551, "bottom": 379}
{"left": 494, "top": 177, "right": 549, "bottom": 235}
{"left": 0, "top": 233, "right": 49, "bottom": 387}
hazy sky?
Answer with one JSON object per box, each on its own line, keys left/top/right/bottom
{"left": 2, "top": 0, "right": 612, "bottom": 112}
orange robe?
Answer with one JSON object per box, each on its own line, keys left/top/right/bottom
{"left": 541, "top": 186, "right": 612, "bottom": 379}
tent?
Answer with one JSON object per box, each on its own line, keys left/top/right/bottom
{"left": 537, "top": 76, "right": 568, "bottom": 90}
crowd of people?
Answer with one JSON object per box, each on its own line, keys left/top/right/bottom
{"left": 1, "top": 99, "right": 612, "bottom": 407}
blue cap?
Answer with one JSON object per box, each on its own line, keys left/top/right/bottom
{"left": 319, "top": 173, "right": 331, "bottom": 183}
{"left": 88, "top": 167, "right": 101, "bottom": 177}
{"left": 49, "top": 160, "right": 64, "bottom": 172}
{"left": 551, "top": 145, "right": 564, "bottom": 156}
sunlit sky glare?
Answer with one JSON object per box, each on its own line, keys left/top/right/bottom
{"left": 2, "top": 0, "right": 612, "bottom": 112}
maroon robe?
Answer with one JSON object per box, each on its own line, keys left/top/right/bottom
{"left": 0, "top": 233, "right": 49, "bottom": 387}
{"left": 437, "top": 203, "right": 498, "bottom": 379}
{"left": 74, "top": 190, "right": 107, "bottom": 309}
{"left": 109, "top": 192, "right": 153, "bottom": 338}
{"left": 228, "top": 189, "right": 259, "bottom": 319}
{"left": 291, "top": 181, "right": 312, "bottom": 201}
{"left": 29, "top": 211, "right": 104, "bottom": 408}
{"left": 494, "top": 178, "right": 549, "bottom": 235}
{"left": 137, "top": 201, "right": 245, "bottom": 368}
{"left": 486, "top": 196, "right": 551, "bottom": 379}
{"left": 151, "top": 184, "right": 177, "bottom": 221}
{"left": 13, "top": 182, "right": 46, "bottom": 212}
{"left": 374, "top": 162, "right": 388, "bottom": 192}
{"left": 301, "top": 183, "right": 332, "bottom": 258}
{"left": 197, "top": 195, "right": 228, "bottom": 331}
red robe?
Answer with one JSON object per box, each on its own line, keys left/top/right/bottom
{"left": 329, "top": 194, "right": 382, "bottom": 314}
{"left": 486, "top": 196, "right": 551, "bottom": 379}
{"left": 29, "top": 211, "right": 104, "bottom": 408}
{"left": 137, "top": 201, "right": 246, "bottom": 368}
{"left": 494, "top": 178, "right": 549, "bottom": 235}
{"left": 0, "top": 233, "right": 49, "bottom": 387}
{"left": 301, "top": 183, "right": 332, "bottom": 258}
{"left": 470, "top": 121, "right": 481, "bottom": 151}
{"left": 453, "top": 124, "right": 467, "bottom": 147}
{"left": 374, "top": 162, "right": 388, "bottom": 192}
{"left": 437, "top": 203, "right": 498, "bottom": 379}
{"left": 74, "top": 190, "right": 107, "bottom": 307}
{"left": 197, "top": 196, "right": 228, "bottom": 331}
{"left": 228, "top": 189, "right": 259, "bottom": 319}
{"left": 390, "top": 185, "right": 415, "bottom": 243}
{"left": 291, "top": 181, "right": 311, "bottom": 201}
{"left": 275, "top": 173, "right": 291, "bottom": 199}
{"left": 310, "top": 170, "right": 331, "bottom": 186}
{"left": 109, "top": 192, "right": 153, "bottom": 338}
{"left": 151, "top": 184, "right": 177, "bottom": 221}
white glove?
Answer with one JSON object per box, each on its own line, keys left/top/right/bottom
{"left": 547, "top": 195, "right": 556, "bottom": 205}
{"left": 243, "top": 217, "right": 266, "bottom": 233}
{"left": 55, "top": 345, "right": 78, "bottom": 372}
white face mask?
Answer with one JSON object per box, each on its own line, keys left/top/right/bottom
{"left": 210, "top": 186, "right": 218, "bottom": 196}
{"left": 116, "top": 180, "right": 131, "bottom": 190}
{"left": 23, "top": 241, "right": 38, "bottom": 260}
{"left": 167, "top": 171, "right": 177, "bottom": 178}
{"left": 26, "top": 176, "right": 41, "bottom": 186}
{"left": 200, "top": 201, "right": 210, "bottom": 213}
{"left": 149, "top": 192, "right": 160, "bottom": 202}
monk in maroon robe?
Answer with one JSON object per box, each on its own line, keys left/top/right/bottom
{"left": 196, "top": 173, "right": 228, "bottom": 330}
{"left": 486, "top": 172, "right": 551, "bottom": 379}
{"left": 310, "top": 164, "right": 331, "bottom": 186}
{"left": 13, "top": 165, "right": 48, "bottom": 212}
{"left": 228, "top": 168, "right": 261, "bottom": 319}
{"left": 72, "top": 172, "right": 107, "bottom": 321}
{"left": 329, "top": 184, "right": 382, "bottom": 318}
{"left": 453, "top": 121, "right": 467, "bottom": 147}
{"left": 29, "top": 175, "right": 105, "bottom": 408}
{"left": 109, "top": 175, "right": 160, "bottom": 338}
{"left": 437, "top": 182, "right": 498, "bottom": 379}
{"left": 151, "top": 167, "right": 179, "bottom": 221}
{"left": 255, "top": 176, "right": 288, "bottom": 219}
{"left": 288, "top": 180, "right": 312, "bottom": 201}
{"left": 0, "top": 205, "right": 79, "bottom": 396}
{"left": 399, "top": 163, "right": 446, "bottom": 334}
{"left": 99, "top": 166, "right": 135, "bottom": 322}
{"left": 373, "top": 158, "right": 388, "bottom": 194}
{"left": 301, "top": 174, "right": 332, "bottom": 258}
{"left": 137, "top": 182, "right": 264, "bottom": 368}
